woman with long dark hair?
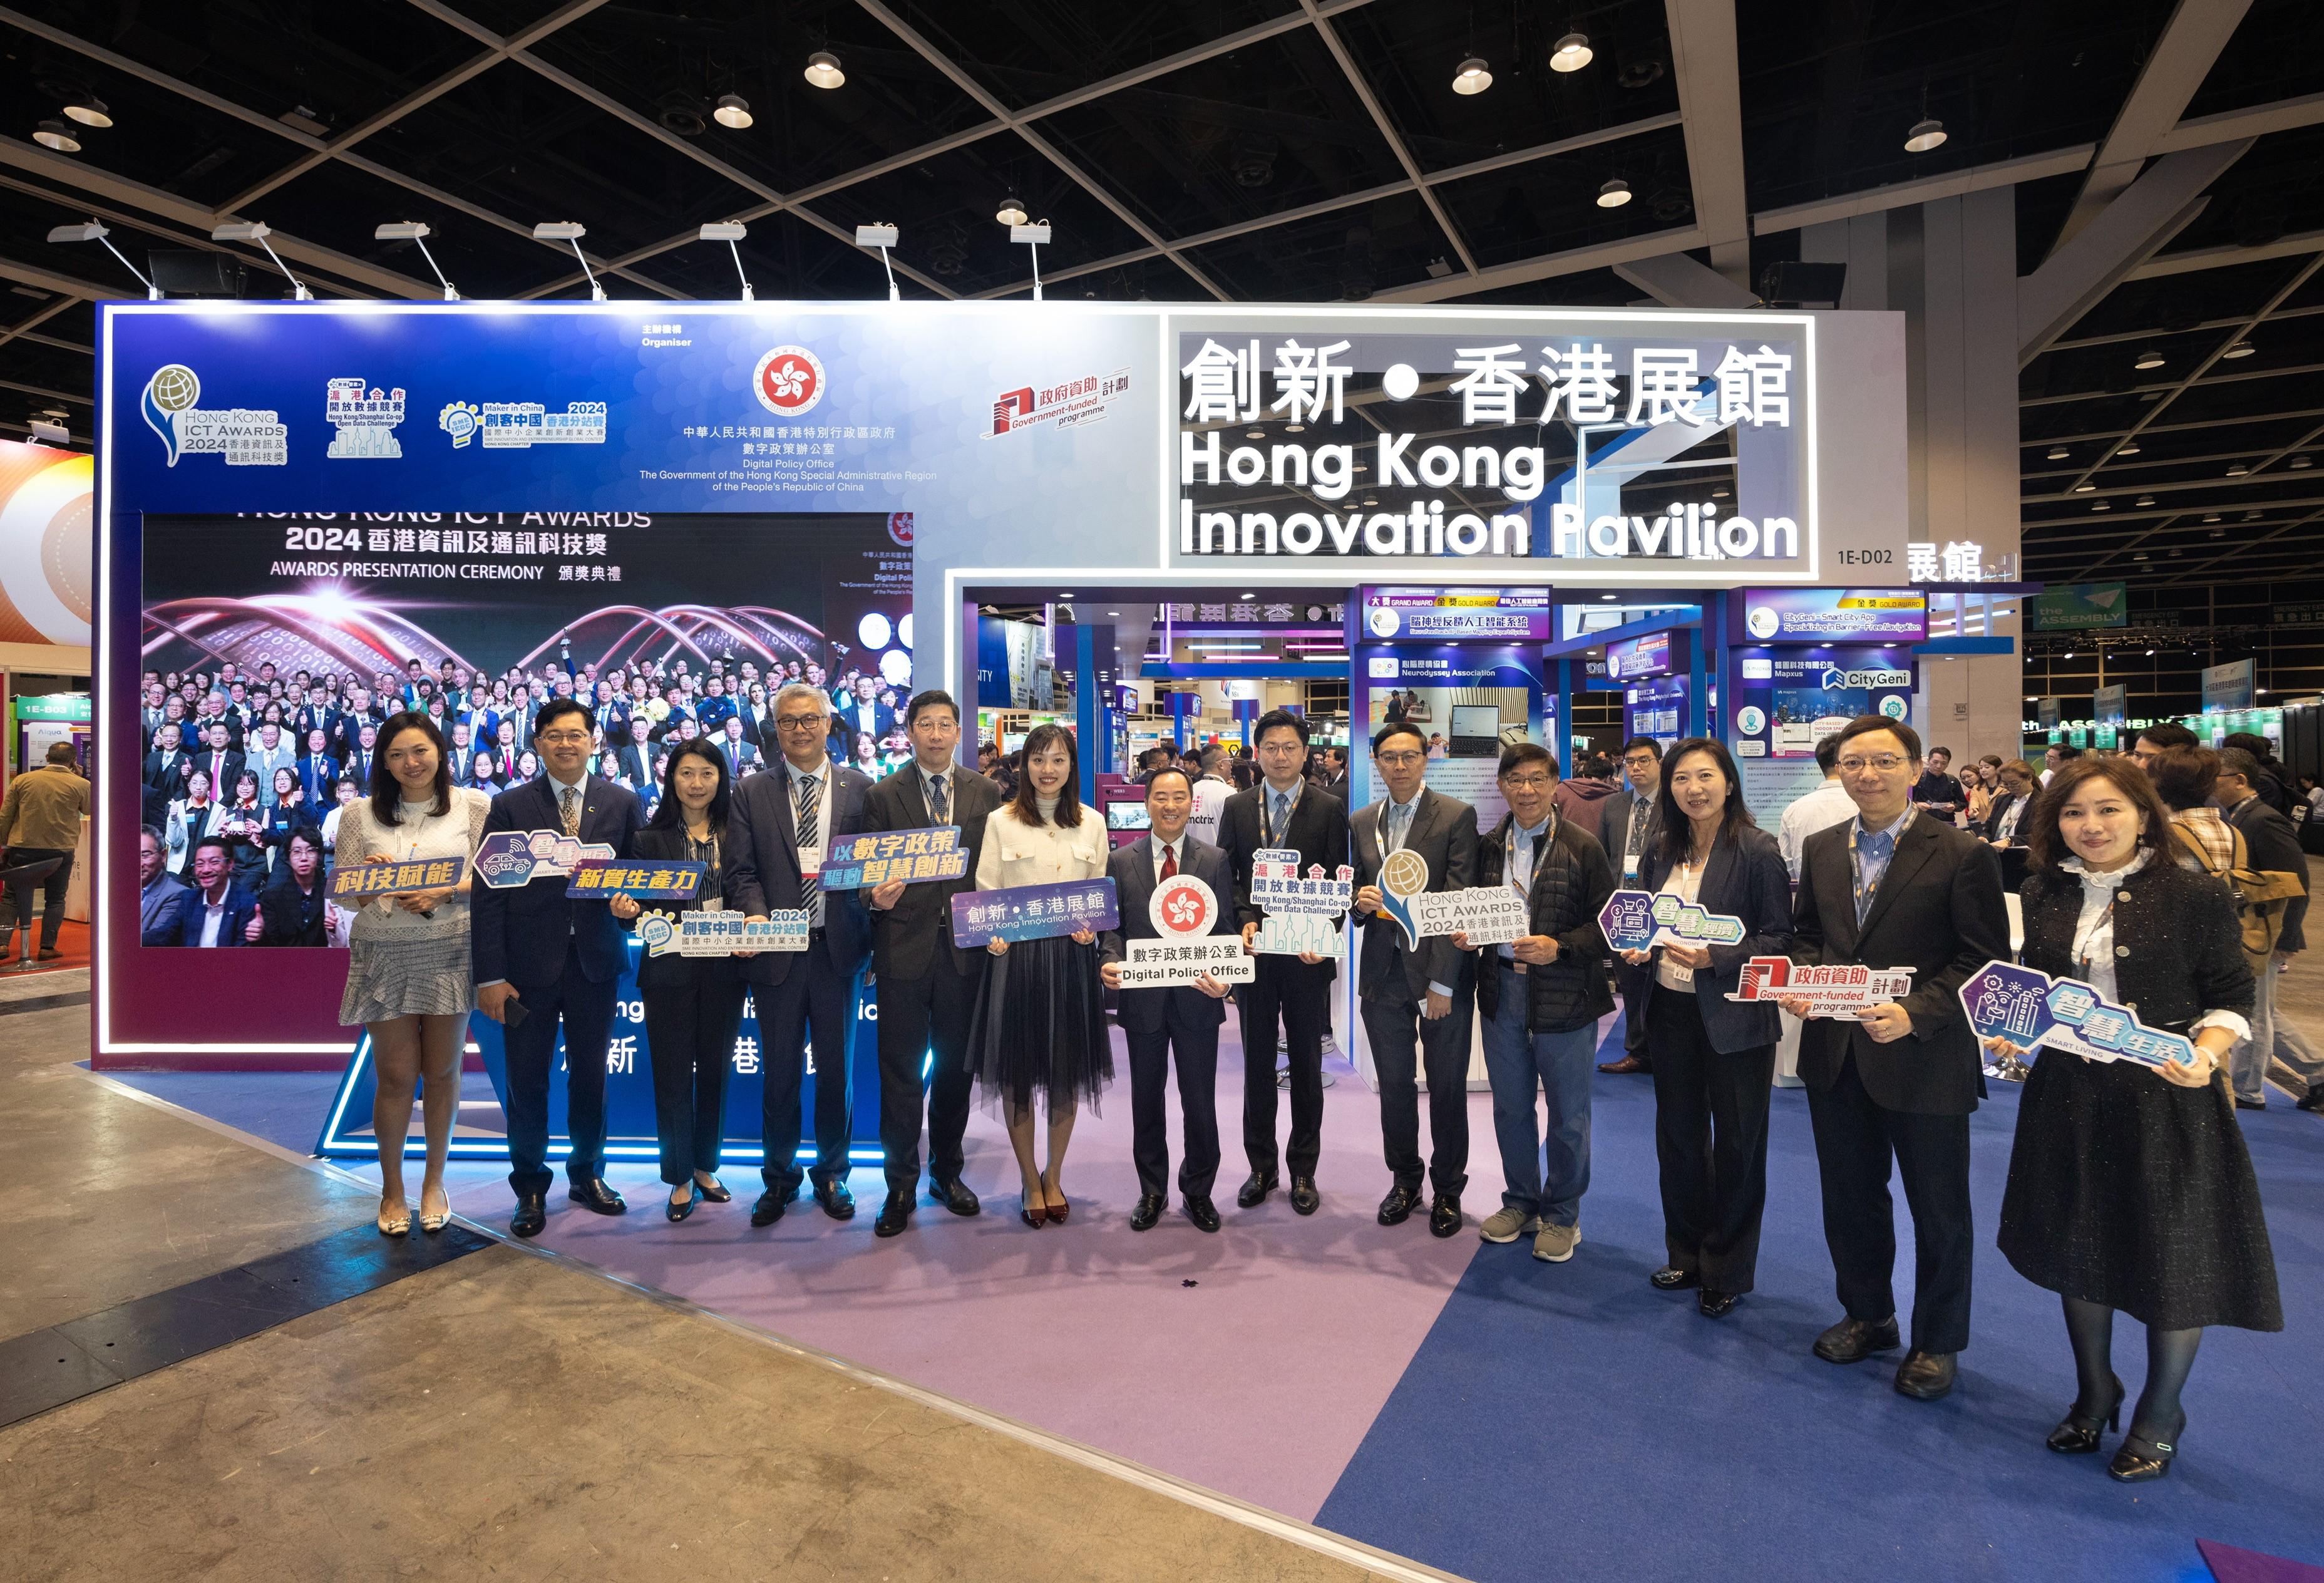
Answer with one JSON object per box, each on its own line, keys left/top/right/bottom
{"left": 1990, "top": 758, "right": 2278, "bottom": 1482}
{"left": 966, "top": 721, "right": 1111, "bottom": 1227}
{"left": 257, "top": 824, "right": 331, "bottom": 946}
{"left": 334, "top": 711, "right": 490, "bottom": 1237}
{"left": 1617, "top": 737, "right": 1794, "bottom": 1317}
{"left": 607, "top": 740, "right": 745, "bottom": 1220}
{"left": 219, "top": 769, "right": 269, "bottom": 891}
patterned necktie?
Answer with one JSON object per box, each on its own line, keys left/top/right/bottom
{"left": 1387, "top": 800, "right": 1410, "bottom": 854}
{"left": 560, "top": 785, "right": 581, "bottom": 837}
{"left": 1161, "top": 840, "right": 1178, "bottom": 880}
{"left": 795, "top": 771, "right": 821, "bottom": 909}
{"left": 927, "top": 771, "right": 948, "bottom": 824}
{"left": 1269, "top": 790, "right": 1289, "bottom": 847}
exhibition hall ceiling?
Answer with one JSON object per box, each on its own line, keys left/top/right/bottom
{"left": 0, "top": 0, "right": 2320, "bottom": 586}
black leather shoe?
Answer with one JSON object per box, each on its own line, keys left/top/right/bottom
{"left": 696, "top": 1177, "right": 731, "bottom": 1203}
{"left": 2047, "top": 1376, "right": 2124, "bottom": 1453}
{"left": 2234, "top": 1096, "right": 2266, "bottom": 1110}
{"left": 814, "top": 1179, "right": 856, "bottom": 1220}
{"left": 1237, "top": 1171, "right": 1279, "bottom": 1209}
{"left": 1650, "top": 1266, "right": 1701, "bottom": 1291}
{"left": 874, "top": 1191, "right": 911, "bottom": 1237}
{"left": 2107, "top": 1424, "right": 2180, "bottom": 1482}
{"left": 1377, "top": 1182, "right": 1424, "bottom": 1225}
{"left": 1894, "top": 1349, "right": 1957, "bottom": 1401}
{"left": 568, "top": 1178, "right": 627, "bottom": 1215}
{"left": 1698, "top": 1289, "right": 1739, "bottom": 1318}
{"left": 2298, "top": 1085, "right": 2324, "bottom": 1113}
{"left": 1288, "top": 1176, "right": 1320, "bottom": 1215}
{"left": 666, "top": 1183, "right": 701, "bottom": 1222}
{"left": 1184, "top": 1195, "right": 1221, "bottom": 1233}
{"left": 1129, "top": 1192, "right": 1165, "bottom": 1231}
{"left": 1813, "top": 1315, "right": 1901, "bottom": 1363}
{"left": 510, "top": 1193, "right": 547, "bottom": 1238}
{"left": 1428, "top": 1194, "right": 1462, "bottom": 1238}
{"left": 749, "top": 1191, "right": 788, "bottom": 1227}
{"left": 929, "top": 1177, "right": 981, "bottom": 1216}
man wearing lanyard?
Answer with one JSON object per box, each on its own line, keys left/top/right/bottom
{"left": 1350, "top": 719, "right": 1479, "bottom": 1237}
{"left": 1220, "top": 708, "right": 1350, "bottom": 1215}
{"left": 1597, "top": 737, "right": 1663, "bottom": 1075}
{"left": 1782, "top": 715, "right": 2008, "bottom": 1403}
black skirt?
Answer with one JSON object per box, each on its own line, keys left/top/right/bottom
{"left": 1998, "top": 1052, "right": 2282, "bottom": 1332}
{"left": 964, "top": 933, "right": 1112, "bottom": 1115}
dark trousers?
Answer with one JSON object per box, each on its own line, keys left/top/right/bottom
{"left": 758, "top": 937, "right": 855, "bottom": 1194}
{"left": 1126, "top": 1011, "right": 1222, "bottom": 1199}
{"left": 0, "top": 848, "right": 72, "bottom": 952}
{"left": 642, "top": 977, "right": 745, "bottom": 1187}
{"left": 874, "top": 960, "right": 977, "bottom": 1193}
{"left": 502, "top": 942, "right": 618, "bottom": 1197}
{"left": 1647, "top": 990, "right": 1778, "bottom": 1293}
{"left": 1616, "top": 961, "right": 1652, "bottom": 1056}
{"left": 1361, "top": 980, "right": 1473, "bottom": 1198}
{"left": 1806, "top": 1053, "right": 1975, "bottom": 1353}
{"left": 1240, "top": 956, "right": 1330, "bottom": 1180}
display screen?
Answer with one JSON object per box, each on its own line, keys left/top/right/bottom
{"left": 1105, "top": 800, "right": 1153, "bottom": 830}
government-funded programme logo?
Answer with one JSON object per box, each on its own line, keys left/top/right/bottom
{"left": 754, "top": 345, "right": 826, "bottom": 417}
{"left": 324, "top": 376, "right": 407, "bottom": 459}
{"left": 989, "top": 367, "right": 1129, "bottom": 436}
{"left": 141, "top": 363, "right": 287, "bottom": 468}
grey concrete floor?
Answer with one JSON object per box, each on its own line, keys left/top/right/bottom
{"left": 0, "top": 1000, "right": 1442, "bottom": 1583}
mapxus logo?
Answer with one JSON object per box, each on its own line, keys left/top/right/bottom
{"left": 1819, "top": 667, "right": 1913, "bottom": 690}
{"left": 754, "top": 346, "right": 826, "bottom": 417}
{"left": 141, "top": 363, "right": 287, "bottom": 468}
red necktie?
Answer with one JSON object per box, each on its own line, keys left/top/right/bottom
{"left": 1161, "top": 842, "right": 1178, "bottom": 880}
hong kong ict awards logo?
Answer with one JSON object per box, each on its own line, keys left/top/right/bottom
{"left": 141, "top": 364, "right": 200, "bottom": 465}
{"left": 141, "top": 362, "right": 286, "bottom": 467}
{"left": 753, "top": 345, "right": 826, "bottom": 417}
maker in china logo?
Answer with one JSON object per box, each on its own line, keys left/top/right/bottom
{"left": 753, "top": 345, "right": 826, "bottom": 417}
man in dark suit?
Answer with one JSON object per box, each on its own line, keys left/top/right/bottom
{"left": 1320, "top": 745, "right": 1350, "bottom": 799}
{"left": 714, "top": 716, "right": 760, "bottom": 779}
{"left": 295, "top": 730, "right": 340, "bottom": 805}
{"left": 1596, "top": 736, "right": 1663, "bottom": 1075}
{"left": 473, "top": 698, "right": 645, "bottom": 1238}
{"left": 617, "top": 716, "right": 666, "bottom": 793}
{"left": 1349, "top": 718, "right": 1479, "bottom": 1237}
{"left": 1784, "top": 715, "right": 2009, "bottom": 1403}
{"left": 442, "top": 722, "right": 475, "bottom": 788}
{"left": 145, "top": 722, "right": 192, "bottom": 795}
{"left": 833, "top": 676, "right": 892, "bottom": 755}
{"left": 1218, "top": 708, "right": 1349, "bottom": 1215}
{"left": 195, "top": 721, "right": 245, "bottom": 808}
{"left": 148, "top": 836, "right": 259, "bottom": 947}
{"left": 1101, "top": 766, "right": 1236, "bottom": 1232}
{"left": 343, "top": 723, "right": 379, "bottom": 790}
{"left": 728, "top": 681, "right": 875, "bottom": 1225}
{"left": 860, "top": 689, "right": 997, "bottom": 1235}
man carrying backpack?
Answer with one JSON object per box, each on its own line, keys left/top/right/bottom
{"left": 2210, "top": 748, "right": 2321, "bottom": 1111}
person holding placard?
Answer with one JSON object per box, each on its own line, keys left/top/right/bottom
{"left": 1990, "top": 758, "right": 2276, "bottom": 1482}
{"left": 861, "top": 689, "right": 1000, "bottom": 1236}
{"left": 607, "top": 740, "right": 743, "bottom": 1222}
{"left": 966, "top": 722, "right": 1111, "bottom": 1229}
{"left": 1220, "top": 708, "right": 1349, "bottom": 1216}
{"left": 1350, "top": 718, "right": 1478, "bottom": 1238}
{"left": 1616, "top": 739, "right": 1792, "bottom": 1312}
{"left": 336, "top": 712, "right": 489, "bottom": 1237}
{"left": 1101, "top": 766, "right": 1235, "bottom": 1232}
{"left": 1597, "top": 738, "right": 1663, "bottom": 1075}
{"left": 1458, "top": 744, "right": 1616, "bottom": 1264}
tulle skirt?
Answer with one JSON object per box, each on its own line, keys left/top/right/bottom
{"left": 964, "top": 933, "right": 1112, "bottom": 1116}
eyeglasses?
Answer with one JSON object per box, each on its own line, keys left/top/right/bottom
{"left": 776, "top": 714, "right": 828, "bottom": 731}
{"left": 1501, "top": 775, "right": 1554, "bottom": 791}
{"left": 535, "top": 730, "right": 592, "bottom": 747}
{"left": 1375, "top": 751, "right": 1426, "bottom": 768}
{"left": 1622, "top": 754, "right": 1658, "bottom": 768}
{"left": 1838, "top": 755, "right": 1909, "bottom": 774}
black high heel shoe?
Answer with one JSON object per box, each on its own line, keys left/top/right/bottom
{"left": 2108, "top": 1418, "right": 2182, "bottom": 1482}
{"left": 2045, "top": 1376, "right": 2124, "bottom": 1453}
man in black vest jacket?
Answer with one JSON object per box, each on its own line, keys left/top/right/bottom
{"left": 860, "top": 689, "right": 998, "bottom": 1235}
{"left": 1784, "top": 716, "right": 2009, "bottom": 1403}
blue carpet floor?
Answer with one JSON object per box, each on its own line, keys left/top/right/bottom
{"left": 1317, "top": 1033, "right": 2323, "bottom": 1583}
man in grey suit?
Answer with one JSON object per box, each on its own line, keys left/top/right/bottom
{"left": 1596, "top": 736, "right": 1663, "bottom": 1074}
{"left": 1350, "top": 718, "right": 1479, "bottom": 1237}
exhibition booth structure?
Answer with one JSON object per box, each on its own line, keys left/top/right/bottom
{"left": 92, "top": 296, "right": 1975, "bottom": 1160}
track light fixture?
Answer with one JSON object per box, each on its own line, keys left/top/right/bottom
{"left": 532, "top": 222, "right": 604, "bottom": 300}
{"left": 1010, "top": 220, "right": 1052, "bottom": 301}
{"left": 699, "top": 222, "right": 754, "bottom": 300}
{"left": 374, "top": 222, "right": 456, "bottom": 299}
{"left": 210, "top": 220, "right": 311, "bottom": 299}
{"left": 46, "top": 219, "right": 158, "bottom": 298}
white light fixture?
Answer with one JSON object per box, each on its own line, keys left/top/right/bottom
{"left": 2133, "top": 347, "right": 2164, "bottom": 370}
{"left": 46, "top": 219, "right": 158, "bottom": 298}
{"left": 855, "top": 224, "right": 900, "bottom": 301}
{"left": 2221, "top": 339, "right": 2254, "bottom": 359}
{"left": 995, "top": 195, "right": 1029, "bottom": 227}
{"left": 2146, "top": 648, "right": 2156, "bottom": 657}
{"left": 2135, "top": 495, "right": 2155, "bottom": 507}
{"left": 1904, "top": 118, "right": 1946, "bottom": 153}
{"left": 2090, "top": 500, "right": 2111, "bottom": 511}
{"left": 374, "top": 222, "right": 456, "bottom": 299}
{"left": 713, "top": 93, "right": 753, "bottom": 129}
{"left": 2115, "top": 441, "right": 2139, "bottom": 455}
{"left": 28, "top": 418, "right": 68, "bottom": 444}
{"left": 1596, "top": 178, "right": 1632, "bottom": 208}
{"left": 1452, "top": 58, "right": 1493, "bottom": 95}
{"left": 533, "top": 222, "right": 604, "bottom": 299}
{"left": 697, "top": 222, "right": 756, "bottom": 300}
{"left": 33, "top": 119, "right": 81, "bottom": 153}
{"left": 210, "top": 220, "right": 312, "bottom": 299}
{"left": 805, "top": 51, "right": 845, "bottom": 90}
{"left": 1550, "top": 32, "right": 1593, "bottom": 72}
{"left": 2071, "top": 482, "right": 2095, "bottom": 492}
{"left": 63, "top": 95, "right": 111, "bottom": 128}
{"left": 2226, "top": 461, "right": 2249, "bottom": 476}
{"left": 1601, "top": 592, "right": 1618, "bottom": 600}
{"left": 2291, "top": 455, "right": 2313, "bottom": 470}
{"left": 2045, "top": 445, "right": 2069, "bottom": 460}
{"left": 1010, "top": 220, "right": 1051, "bottom": 301}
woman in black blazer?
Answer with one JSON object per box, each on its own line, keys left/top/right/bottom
{"left": 609, "top": 740, "right": 746, "bottom": 1221}
{"left": 1991, "top": 759, "right": 2278, "bottom": 1482}
{"left": 1618, "top": 738, "right": 1794, "bottom": 1317}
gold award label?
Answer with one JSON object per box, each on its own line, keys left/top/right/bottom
{"left": 1381, "top": 848, "right": 1429, "bottom": 899}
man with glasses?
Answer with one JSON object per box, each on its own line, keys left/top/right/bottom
{"left": 1219, "top": 708, "right": 1350, "bottom": 1215}
{"left": 1350, "top": 719, "right": 1478, "bottom": 1237}
{"left": 729, "top": 682, "right": 875, "bottom": 1227}
{"left": 1597, "top": 738, "right": 1663, "bottom": 1076}
{"left": 1782, "top": 715, "right": 2008, "bottom": 1404}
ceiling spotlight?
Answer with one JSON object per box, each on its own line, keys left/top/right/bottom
{"left": 1602, "top": 592, "right": 1618, "bottom": 601}
{"left": 2071, "top": 482, "right": 2095, "bottom": 492}
{"left": 374, "top": 222, "right": 456, "bottom": 299}
{"left": 713, "top": 93, "right": 753, "bottom": 129}
{"left": 1596, "top": 178, "right": 1632, "bottom": 208}
{"left": 995, "top": 195, "right": 1029, "bottom": 227}
{"left": 532, "top": 222, "right": 604, "bottom": 300}
{"left": 2146, "top": 649, "right": 2156, "bottom": 657}
{"left": 1904, "top": 118, "right": 1946, "bottom": 153}
{"left": 2291, "top": 455, "right": 2313, "bottom": 470}
{"left": 62, "top": 95, "right": 111, "bottom": 129}
{"left": 2133, "top": 348, "right": 2165, "bottom": 370}
{"left": 2226, "top": 461, "right": 2249, "bottom": 476}
{"left": 699, "top": 222, "right": 754, "bottom": 301}
{"left": 2135, "top": 495, "right": 2155, "bottom": 507}
{"left": 805, "top": 51, "right": 845, "bottom": 90}
{"left": 211, "top": 219, "right": 311, "bottom": 299}
{"left": 2202, "top": 513, "right": 2221, "bottom": 523}
{"left": 1245, "top": 428, "right": 1265, "bottom": 440}
{"left": 2090, "top": 500, "right": 2111, "bottom": 511}
{"left": 46, "top": 218, "right": 157, "bottom": 297}
{"left": 2115, "top": 441, "right": 2139, "bottom": 455}
{"left": 1551, "top": 33, "right": 1593, "bottom": 72}
{"left": 1452, "top": 58, "right": 1493, "bottom": 95}
{"left": 32, "top": 119, "right": 81, "bottom": 153}
{"left": 2045, "top": 446, "right": 2069, "bottom": 461}
{"left": 2221, "top": 339, "right": 2254, "bottom": 359}
{"left": 2243, "top": 509, "right": 2263, "bottom": 520}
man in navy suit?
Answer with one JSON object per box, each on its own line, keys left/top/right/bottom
{"left": 728, "top": 681, "right": 873, "bottom": 1225}
{"left": 149, "top": 837, "right": 259, "bottom": 946}
{"left": 1100, "top": 767, "right": 1237, "bottom": 1232}
{"left": 296, "top": 730, "right": 340, "bottom": 805}
{"left": 473, "top": 697, "right": 645, "bottom": 1238}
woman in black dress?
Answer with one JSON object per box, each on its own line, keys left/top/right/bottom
{"left": 1991, "top": 758, "right": 2279, "bottom": 1482}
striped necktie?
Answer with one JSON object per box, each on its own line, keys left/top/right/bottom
{"left": 926, "top": 771, "right": 948, "bottom": 824}
{"left": 795, "top": 771, "right": 821, "bottom": 913}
